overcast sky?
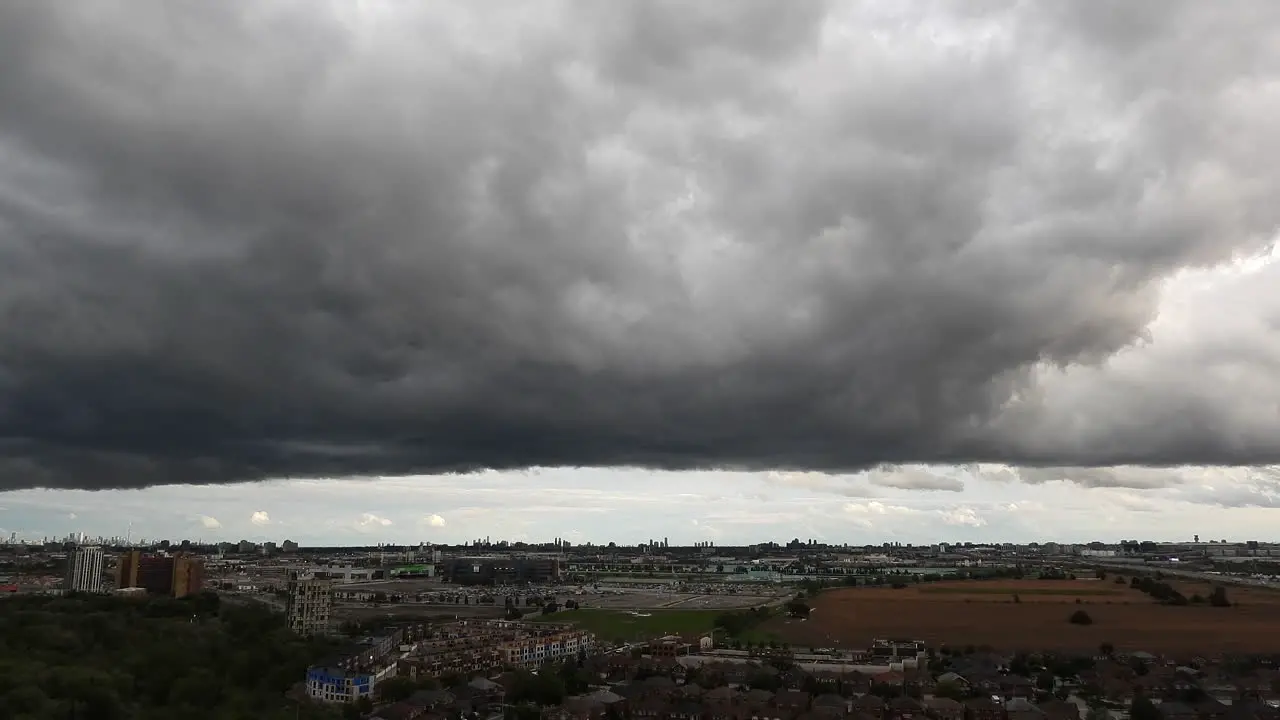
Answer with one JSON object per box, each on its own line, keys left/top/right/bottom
{"left": 2, "top": 1, "right": 1279, "bottom": 545}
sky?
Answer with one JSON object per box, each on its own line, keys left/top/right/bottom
{"left": 4, "top": 465, "right": 1280, "bottom": 547}
{"left": 1, "top": 1, "right": 1280, "bottom": 545}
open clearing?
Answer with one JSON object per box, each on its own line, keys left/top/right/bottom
{"left": 575, "top": 591, "right": 780, "bottom": 611}
{"left": 764, "top": 579, "right": 1280, "bottom": 654}
{"left": 533, "top": 608, "right": 780, "bottom": 644}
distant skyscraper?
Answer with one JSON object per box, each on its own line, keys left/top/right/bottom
{"left": 66, "top": 546, "right": 105, "bottom": 593}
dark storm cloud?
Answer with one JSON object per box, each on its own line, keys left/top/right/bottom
{"left": 1016, "top": 467, "right": 1181, "bottom": 491}
{"left": 2, "top": 0, "right": 1280, "bottom": 490}
{"left": 867, "top": 468, "right": 964, "bottom": 493}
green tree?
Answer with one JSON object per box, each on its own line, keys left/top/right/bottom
{"left": 0, "top": 592, "right": 345, "bottom": 720}
{"left": 377, "top": 676, "right": 419, "bottom": 703}
{"left": 1036, "top": 672, "right": 1055, "bottom": 692}
{"left": 1131, "top": 696, "right": 1161, "bottom": 720}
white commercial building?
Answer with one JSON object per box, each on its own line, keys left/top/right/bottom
{"left": 66, "top": 546, "right": 105, "bottom": 593}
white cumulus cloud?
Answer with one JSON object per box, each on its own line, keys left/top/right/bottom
{"left": 421, "top": 513, "right": 447, "bottom": 528}
{"left": 250, "top": 511, "right": 271, "bottom": 526}
{"left": 358, "top": 512, "right": 393, "bottom": 528}
{"left": 843, "top": 501, "right": 919, "bottom": 516}
{"left": 199, "top": 515, "right": 222, "bottom": 529}
{"left": 938, "top": 507, "right": 987, "bottom": 527}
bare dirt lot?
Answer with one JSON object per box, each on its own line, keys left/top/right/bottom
{"left": 763, "top": 579, "right": 1280, "bottom": 654}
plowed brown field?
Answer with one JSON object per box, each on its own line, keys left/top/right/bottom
{"left": 763, "top": 579, "right": 1280, "bottom": 654}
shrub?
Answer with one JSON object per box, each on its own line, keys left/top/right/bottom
{"left": 1068, "top": 610, "right": 1093, "bottom": 625}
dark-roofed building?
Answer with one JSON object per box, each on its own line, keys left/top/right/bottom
{"left": 442, "top": 557, "right": 561, "bottom": 585}
{"left": 1193, "top": 698, "right": 1231, "bottom": 720}
{"left": 1159, "top": 703, "right": 1199, "bottom": 720}
{"left": 814, "top": 694, "right": 850, "bottom": 716}
{"left": 925, "top": 697, "right": 964, "bottom": 720}
{"left": 1227, "top": 701, "right": 1280, "bottom": 720}
{"left": 888, "top": 696, "right": 925, "bottom": 720}
{"left": 1004, "top": 697, "right": 1045, "bottom": 720}
{"left": 747, "top": 688, "right": 777, "bottom": 705}
{"left": 965, "top": 697, "right": 1007, "bottom": 720}
{"left": 371, "top": 703, "right": 429, "bottom": 720}
{"left": 1037, "top": 699, "right": 1081, "bottom": 720}
{"left": 776, "top": 691, "right": 812, "bottom": 711}
{"left": 853, "top": 695, "right": 886, "bottom": 716}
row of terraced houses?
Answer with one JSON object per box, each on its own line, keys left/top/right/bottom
{"left": 306, "top": 620, "right": 596, "bottom": 704}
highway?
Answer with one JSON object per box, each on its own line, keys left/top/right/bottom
{"left": 1091, "top": 560, "right": 1279, "bottom": 590}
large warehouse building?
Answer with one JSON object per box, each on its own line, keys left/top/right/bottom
{"left": 442, "top": 557, "right": 561, "bottom": 585}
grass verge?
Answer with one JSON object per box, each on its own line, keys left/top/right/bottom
{"left": 531, "top": 608, "right": 781, "bottom": 645}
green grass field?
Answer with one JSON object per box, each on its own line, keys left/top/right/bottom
{"left": 918, "top": 586, "right": 1122, "bottom": 596}
{"left": 531, "top": 608, "right": 780, "bottom": 644}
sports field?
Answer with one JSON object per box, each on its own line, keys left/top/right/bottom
{"left": 762, "top": 579, "right": 1280, "bottom": 653}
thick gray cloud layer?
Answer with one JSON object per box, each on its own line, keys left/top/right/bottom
{"left": 1, "top": 0, "right": 1279, "bottom": 490}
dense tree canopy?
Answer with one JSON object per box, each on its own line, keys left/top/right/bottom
{"left": 0, "top": 592, "right": 345, "bottom": 720}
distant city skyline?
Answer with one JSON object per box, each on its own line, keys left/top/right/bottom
{"left": 14, "top": 533, "right": 1254, "bottom": 550}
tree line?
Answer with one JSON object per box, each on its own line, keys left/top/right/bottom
{"left": 1130, "top": 575, "right": 1230, "bottom": 606}
{"left": 0, "top": 592, "right": 346, "bottom": 720}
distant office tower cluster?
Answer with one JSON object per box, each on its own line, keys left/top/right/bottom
{"left": 65, "top": 546, "right": 106, "bottom": 593}
{"left": 115, "top": 551, "right": 205, "bottom": 598}
{"left": 286, "top": 572, "right": 334, "bottom": 636}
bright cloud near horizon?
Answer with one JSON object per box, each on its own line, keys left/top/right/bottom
{"left": 2, "top": 466, "right": 1279, "bottom": 546}
{"left": 1, "top": 1, "right": 1280, "bottom": 544}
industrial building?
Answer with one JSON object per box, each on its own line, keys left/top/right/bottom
{"left": 65, "top": 546, "right": 105, "bottom": 593}
{"left": 287, "top": 572, "right": 334, "bottom": 636}
{"left": 442, "top": 557, "right": 561, "bottom": 585}
{"left": 115, "top": 551, "right": 205, "bottom": 598}
{"left": 389, "top": 564, "right": 435, "bottom": 578}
